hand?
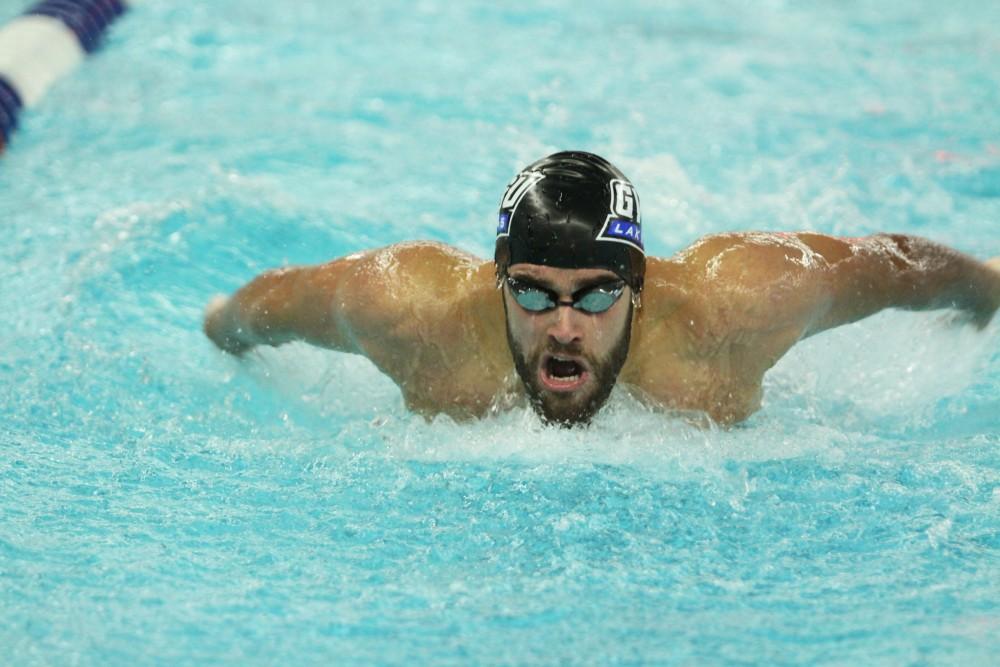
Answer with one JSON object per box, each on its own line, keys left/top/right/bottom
{"left": 983, "top": 257, "right": 1000, "bottom": 326}
{"left": 203, "top": 294, "right": 254, "bottom": 355}
{"left": 939, "top": 257, "right": 1000, "bottom": 330}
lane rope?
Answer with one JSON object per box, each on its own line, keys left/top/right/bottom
{"left": 0, "top": 0, "right": 138, "bottom": 153}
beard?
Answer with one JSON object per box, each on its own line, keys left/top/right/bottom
{"left": 505, "top": 304, "right": 632, "bottom": 427}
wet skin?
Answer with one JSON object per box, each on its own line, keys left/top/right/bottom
{"left": 204, "top": 233, "right": 1000, "bottom": 425}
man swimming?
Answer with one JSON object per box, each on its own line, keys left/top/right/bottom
{"left": 204, "top": 151, "right": 1000, "bottom": 425}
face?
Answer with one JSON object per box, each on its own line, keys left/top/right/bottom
{"left": 502, "top": 264, "right": 634, "bottom": 426}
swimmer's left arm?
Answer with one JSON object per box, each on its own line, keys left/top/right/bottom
{"left": 810, "top": 234, "right": 1000, "bottom": 333}
{"left": 698, "top": 232, "right": 1000, "bottom": 335}
{"left": 683, "top": 233, "right": 1000, "bottom": 377}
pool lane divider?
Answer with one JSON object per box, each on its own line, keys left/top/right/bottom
{"left": 0, "top": 0, "right": 138, "bottom": 154}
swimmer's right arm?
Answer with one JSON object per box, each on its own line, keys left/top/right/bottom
{"left": 203, "top": 242, "right": 479, "bottom": 358}
{"left": 203, "top": 259, "right": 364, "bottom": 356}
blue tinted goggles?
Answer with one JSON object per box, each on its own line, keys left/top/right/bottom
{"left": 506, "top": 276, "right": 626, "bottom": 314}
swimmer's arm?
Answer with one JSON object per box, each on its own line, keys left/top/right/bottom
{"left": 810, "top": 234, "right": 1000, "bottom": 333}
{"left": 203, "top": 242, "right": 485, "bottom": 360}
{"left": 683, "top": 233, "right": 1000, "bottom": 377}
{"left": 203, "top": 259, "right": 367, "bottom": 355}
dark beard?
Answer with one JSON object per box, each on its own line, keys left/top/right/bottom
{"left": 504, "top": 303, "right": 632, "bottom": 427}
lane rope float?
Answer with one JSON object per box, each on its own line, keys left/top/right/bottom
{"left": 0, "top": 0, "right": 138, "bottom": 154}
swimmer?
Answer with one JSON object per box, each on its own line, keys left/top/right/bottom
{"left": 203, "top": 151, "right": 1000, "bottom": 426}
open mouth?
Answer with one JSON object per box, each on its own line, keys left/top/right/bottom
{"left": 539, "top": 354, "right": 589, "bottom": 392}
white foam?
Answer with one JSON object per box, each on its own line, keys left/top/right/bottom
{"left": 211, "top": 309, "right": 997, "bottom": 473}
{"left": 765, "top": 309, "right": 996, "bottom": 427}
{"left": 227, "top": 343, "right": 845, "bottom": 474}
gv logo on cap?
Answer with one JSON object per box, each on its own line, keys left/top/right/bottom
{"left": 610, "top": 179, "right": 637, "bottom": 220}
{"left": 597, "top": 179, "right": 644, "bottom": 252}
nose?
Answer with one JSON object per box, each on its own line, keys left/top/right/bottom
{"left": 547, "top": 304, "right": 584, "bottom": 345}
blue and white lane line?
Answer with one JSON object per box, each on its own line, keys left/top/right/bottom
{"left": 0, "top": 0, "right": 138, "bottom": 153}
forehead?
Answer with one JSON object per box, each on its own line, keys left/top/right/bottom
{"left": 507, "top": 263, "right": 619, "bottom": 288}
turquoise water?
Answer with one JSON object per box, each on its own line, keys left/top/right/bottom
{"left": 2, "top": 0, "right": 1000, "bottom": 664}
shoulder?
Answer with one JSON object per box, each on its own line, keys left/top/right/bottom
{"left": 370, "top": 240, "right": 483, "bottom": 266}
{"left": 334, "top": 241, "right": 488, "bottom": 296}
{"left": 652, "top": 232, "right": 852, "bottom": 323}
{"left": 333, "top": 241, "right": 496, "bottom": 334}
{"left": 642, "top": 233, "right": 798, "bottom": 315}
{"left": 668, "top": 232, "right": 841, "bottom": 286}
{"left": 328, "top": 242, "right": 510, "bottom": 405}
{"left": 643, "top": 232, "right": 842, "bottom": 345}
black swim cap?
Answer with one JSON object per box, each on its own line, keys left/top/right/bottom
{"left": 495, "top": 151, "right": 645, "bottom": 292}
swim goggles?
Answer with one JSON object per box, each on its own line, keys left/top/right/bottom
{"left": 505, "top": 276, "right": 626, "bottom": 314}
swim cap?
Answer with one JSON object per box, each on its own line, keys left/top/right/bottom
{"left": 495, "top": 151, "right": 645, "bottom": 292}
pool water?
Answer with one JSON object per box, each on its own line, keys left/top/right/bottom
{"left": 2, "top": 0, "right": 999, "bottom": 663}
